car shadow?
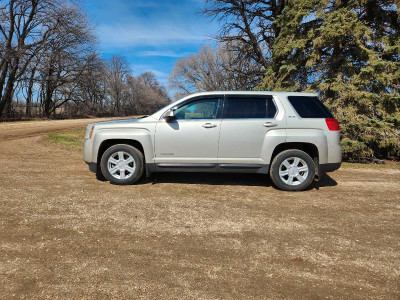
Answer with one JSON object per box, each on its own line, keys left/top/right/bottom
{"left": 140, "top": 172, "right": 338, "bottom": 190}
{"left": 311, "top": 173, "right": 338, "bottom": 190}
{"left": 142, "top": 172, "right": 272, "bottom": 187}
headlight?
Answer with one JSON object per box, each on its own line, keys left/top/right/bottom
{"left": 85, "top": 124, "right": 95, "bottom": 139}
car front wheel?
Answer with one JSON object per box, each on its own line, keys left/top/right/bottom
{"left": 270, "top": 149, "right": 316, "bottom": 191}
{"left": 100, "top": 144, "right": 144, "bottom": 185}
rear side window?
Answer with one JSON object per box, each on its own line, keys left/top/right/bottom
{"left": 288, "top": 96, "right": 333, "bottom": 118}
{"left": 224, "top": 97, "right": 277, "bottom": 119}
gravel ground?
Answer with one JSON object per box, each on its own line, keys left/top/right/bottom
{"left": 0, "top": 118, "right": 399, "bottom": 299}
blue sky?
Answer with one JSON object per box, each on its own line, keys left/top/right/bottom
{"left": 83, "top": 0, "right": 219, "bottom": 94}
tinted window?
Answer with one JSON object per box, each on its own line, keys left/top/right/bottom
{"left": 288, "top": 96, "right": 333, "bottom": 118}
{"left": 174, "top": 98, "right": 220, "bottom": 120}
{"left": 225, "top": 97, "right": 277, "bottom": 119}
{"left": 266, "top": 99, "right": 277, "bottom": 118}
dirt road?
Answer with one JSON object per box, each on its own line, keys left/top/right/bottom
{"left": 0, "top": 118, "right": 399, "bottom": 299}
{"left": 0, "top": 117, "right": 131, "bottom": 141}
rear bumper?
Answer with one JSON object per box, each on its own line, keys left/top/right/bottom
{"left": 320, "top": 162, "right": 341, "bottom": 173}
{"left": 86, "top": 162, "right": 97, "bottom": 173}
{"left": 327, "top": 144, "right": 342, "bottom": 164}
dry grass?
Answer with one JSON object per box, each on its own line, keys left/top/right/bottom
{"left": 342, "top": 161, "right": 400, "bottom": 169}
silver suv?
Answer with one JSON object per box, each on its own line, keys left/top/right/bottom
{"left": 83, "top": 91, "right": 342, "bottom": 191}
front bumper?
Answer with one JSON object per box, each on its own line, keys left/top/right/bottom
{"left": 83, "top": 138, "right": 94, "bottom": 163}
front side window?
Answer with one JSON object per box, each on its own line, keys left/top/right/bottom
{"left": 224, "top": 97, "right": 277, "bottom": 119}
{"left": 174, "top": 98, "right": 221, "bottom": 120}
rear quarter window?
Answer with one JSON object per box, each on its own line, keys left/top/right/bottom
{"left": 288, "top": 96, "right": 334, "bottom": 118}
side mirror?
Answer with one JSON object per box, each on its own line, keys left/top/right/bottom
{"left": 163, "top": 109, "right": 176, "bottom": 122}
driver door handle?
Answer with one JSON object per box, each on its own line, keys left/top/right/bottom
{"left": 263, "top": 121, "right": 277, "bottom": 127}
{"left": 202, "top": 123, "right": 217, "bottom": 128}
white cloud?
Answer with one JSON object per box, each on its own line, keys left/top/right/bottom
{"left": 98, "top": 23, "right": 210, "bottom": 48}
{"left": 150, "top": 69, "right": 168, "bottom": 77}
{"left": 138, "top": 50, "right": 192, "bottom": 58}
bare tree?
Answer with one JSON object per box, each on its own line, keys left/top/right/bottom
{"left": 169, "top": 44, "right": 263, "bottom": 99}
{"left": 38, "top": 2, "right": 96, "bottom": 117}
{"left": 0, "top": 0, "right": 66, "bottom": 117}
{"left": 105, "top": 55, "right": 130, "bottom": 115}
{"left": 73, "top": 54, "right": 107, "bottom": 115}
{"left": 125, "top": 72, "right": 170, "bottom": 114}
{"left": 204, "top": 0, "right": 288, "bottom": 70}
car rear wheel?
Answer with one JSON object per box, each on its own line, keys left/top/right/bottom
{"left": 100, "top": 144, "right": 144, "bottom": 185}
{"left": 270, "top": 149, "right": 315, "bottom": 191}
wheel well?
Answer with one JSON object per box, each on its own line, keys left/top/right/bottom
{"left": 97, "top": 139, "right": 145, "bottom": 165}
{"left": 271, "top": 143, "right": 319, "bottom": 163}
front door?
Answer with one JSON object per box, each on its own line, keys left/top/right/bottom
{"left": 154, "top": 97, "right": 223, "bottom": 170}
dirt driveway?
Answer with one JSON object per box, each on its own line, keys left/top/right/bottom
{"left": 0, "top": 118, "right": 399, "bottom": 299}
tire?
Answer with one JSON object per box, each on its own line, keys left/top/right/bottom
{"left": 270, "top": 149, "right": 316, "bottom": 191}
{"left": 100, "top": 144, "right": 144, "bottom": 185}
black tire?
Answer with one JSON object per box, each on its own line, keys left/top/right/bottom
{"left": 270, "top": 149, "right": 316, "bottom": 191}
{"left": 100, "top": 144, "right": 144, "bottom": 185}
{"left": 96, "top": 167, "right": 107, "bottom": 181}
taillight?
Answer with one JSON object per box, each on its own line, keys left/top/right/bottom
{"left": 325, "top": 118, "right": 339, "bottom": 131}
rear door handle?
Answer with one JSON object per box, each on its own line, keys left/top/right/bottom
{"left": 263, "top": 122, "right": 277, "bottom": 127}
{"left": 202, "top": 123, "right": 217, "bottom": 128}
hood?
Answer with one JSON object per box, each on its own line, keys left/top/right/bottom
{"left": 94, "top": 118, "right": 140, "bottom": 126}
{"left": 87, "top": 115, "right": 158, "bottom": 130}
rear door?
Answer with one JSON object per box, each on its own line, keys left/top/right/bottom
{"left": 218, "top": 95, "right": 284, "bottom": 166}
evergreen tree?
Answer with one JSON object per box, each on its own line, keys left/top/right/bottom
{"left": 261, "top": 0, "right": 400, "bottom": 161}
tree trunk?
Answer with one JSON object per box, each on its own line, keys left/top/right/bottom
{"left": 44, "top": 87, "right": 54, "bottom": 118}
{"left": 43, "top": 64, "right": 55, "bottom": 118}
{"left": 1, "top": 58, "right": 19, "bottom": 118}
{"left": 0, "top": 0, "right": 16, "bottom": 118}
{"left": 26, "top": 67, "right": 36, "bottom": 117}
{"left": 0, "top": 62, "right": 10, "bottom": 118}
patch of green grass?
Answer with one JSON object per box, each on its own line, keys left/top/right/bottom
{"left": 47, "top": 129, "right": 85, "bottom": 150}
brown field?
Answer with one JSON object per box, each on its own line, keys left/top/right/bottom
{"left": 0, "top": 118, "right": 399, "bottom": 299}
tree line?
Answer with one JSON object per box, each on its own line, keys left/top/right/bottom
{"left": 170, "top": 0, "right": 400, "bottom": 162}
{"left": 0, "top": 0, "right": 170, "bottom": 120}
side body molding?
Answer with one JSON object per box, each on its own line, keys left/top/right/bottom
{"left": 91, "top": 128, "right": 154, "bottom": 164}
